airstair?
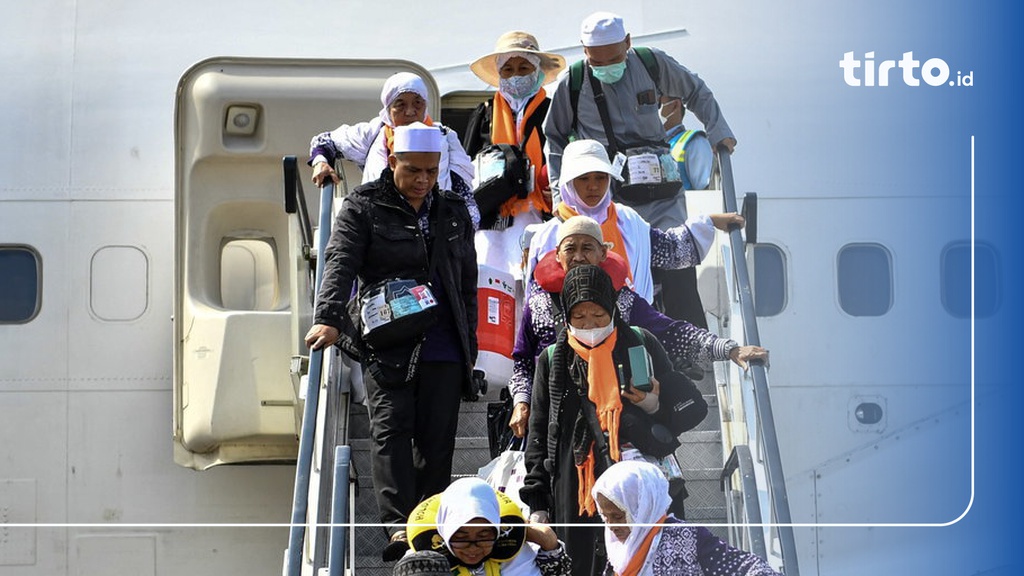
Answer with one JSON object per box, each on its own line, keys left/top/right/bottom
{"left": 279, "top": 150, "right": 800, "bottom": 576}
{"left": 171, "top": 55, "right": 799, "bottom": 576}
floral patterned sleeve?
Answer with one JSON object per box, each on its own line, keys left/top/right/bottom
{"left": 695, "top": 526, "right": 781, "bottom": 576}
{"left": 535, "top": 542, "right": 573, "bottom": 576}
{"left": 649, "top": 225, "right": 702, "bottom": 270}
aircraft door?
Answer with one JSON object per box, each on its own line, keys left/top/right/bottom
{"left": 173, "top": 57, "right": 439, "bottom": 469}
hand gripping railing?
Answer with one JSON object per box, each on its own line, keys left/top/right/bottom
{"left": 718, "top": 149, "right": 799, "bottom": 575}
{"left": 283, "top": 157, "right": 347, "bottom": 576}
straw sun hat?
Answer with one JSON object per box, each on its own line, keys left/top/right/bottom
{"left": 470, "top": 31, "right": 566, "bottom": 87}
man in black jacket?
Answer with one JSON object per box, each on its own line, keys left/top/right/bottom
{"left": 306, "top": 123, "right": 478, "bottom": 557}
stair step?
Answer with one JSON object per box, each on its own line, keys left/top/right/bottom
{"left": 678, "top": 430, "right": 721, "bottom": 443}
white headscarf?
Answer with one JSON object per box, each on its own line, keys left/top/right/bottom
{"left": 592, "top": 461, "right": 672, "bottom": 575}
{"left": 557, "top": 180, "right": 613, "bottom": 223}
{"left": 378, "top": 72, "right": 429, "bottom": 127}
{"left": 436, "top": 477, "right": 501, "bottom": 548}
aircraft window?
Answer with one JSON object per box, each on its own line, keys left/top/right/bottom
{"left": 837, "top": 243, "right": 892, "bottom": 316}
{"left": 0, "top": 246, "right": 41, "bottom": 323}
{"left": 91, "top": 246, "right": 149, "bottom": 321}
{"left": 753, "top": 243, "right": 787, "bottom": 316}
{"left": 941, "top": 241, "right": 1000, "bottom": 318}
{"left": 221, "top": 238, "right": 279, "bottom": 310}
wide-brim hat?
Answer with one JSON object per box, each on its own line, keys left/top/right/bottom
{"left": 470, "top": 31, "right": 566, "bottom": 87}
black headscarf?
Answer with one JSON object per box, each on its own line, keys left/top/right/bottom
{"left": 560, "top": 264, "right": 618, "bottom": 320}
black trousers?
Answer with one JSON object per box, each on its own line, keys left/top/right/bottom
{"left": 363, "top": 360, "right": 463, "bottom": 535}
{"left": 652, "top": 266, "right": 709, "bottom": 330}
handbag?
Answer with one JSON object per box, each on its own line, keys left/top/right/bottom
{"left": 615, "top": 145, "right": 683, "bottom": 203}
{"left": 617, "top": 404, "right": 681, "bottom": 458}
{"left": 472, "top": 143, "right": 532, "bottom": 223}
{"left": 358, "top": 278, "right": 438, "bottom": 350}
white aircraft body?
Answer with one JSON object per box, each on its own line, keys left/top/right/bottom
{"left": 1, "top": 1, "right": 1015, "bottom": 575}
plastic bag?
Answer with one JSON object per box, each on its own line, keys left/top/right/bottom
{"left": 478, "top": 441, "right": 529, "bottom": 515}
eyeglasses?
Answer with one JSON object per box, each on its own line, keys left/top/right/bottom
{"left": 448, "top": 537, "right": 497, "bottom": 550}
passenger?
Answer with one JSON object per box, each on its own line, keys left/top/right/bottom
{"left": 464, "top": 31, "right": 565, "bottom": 278}
{"left": 526, "top": 139, "right": 743, "bottom": 303}
{"left": 543, "top": 12, "right": 738, "bottom": 328}
{"left": 405, "top": 477, "right": 572, "bottom": 575}
{"left": 308, "top": 71, "right": 479, "bottom": 228}
{"left": 508, "top": 215, "right": 767, "bottom": 439}
{"left": 593, "top": 460, "right": 782, "bottom": 576}
{"left": 304, "top": 123, "right": 478, "bottom": 559}
{"left": 520, "top": 264, "right": 708, "bottom": 576}
{"left": 660, "top": 96, "right": 715, "bottom": 192}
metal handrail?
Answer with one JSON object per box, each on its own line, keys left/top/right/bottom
{"left": 284, "top": 172, "right": 337, "bottom": 576}
{"left": 720, "top": 444, "right": 767, "bottom": 560}
{"left": 718, "top": 149, "right": 799, "bottom": 575}
{"left": 328, "top": 445, "right": 352, "bottom": 576}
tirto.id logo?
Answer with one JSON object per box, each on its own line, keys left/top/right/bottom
{"left": 840, "top": 52, "right": 973, "bottom": 87}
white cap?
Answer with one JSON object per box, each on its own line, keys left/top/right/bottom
{"left": 560, "top": 139, "right": 624, "bottom": 183}
{"left": 557, "top": 215, "right": 605, "bottom": 246}
{"left": 392, "top": 122, "right": 443, "bottom": 153}
{"left": 581, "top": 12, "right": 627, "bottom": 47}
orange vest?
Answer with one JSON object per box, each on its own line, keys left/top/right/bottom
{"left": 490, "top": 91, "right": 551, "bottom": 217}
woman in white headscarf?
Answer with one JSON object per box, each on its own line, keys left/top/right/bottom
{"left": 592, "top": 461, "right": 781, "bottom": 576}
{"left": 525, "top": 139, "right": 743, "bottom": 302}
{"left": 308, "top": 71, "right": 479, "bottom": 227}
{"left": 411, "top": 477, "right": 571, "bottom": 576}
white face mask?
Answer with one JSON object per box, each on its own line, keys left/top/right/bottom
{"left": 568, "top": 321, "right": 615, "bottom": 347}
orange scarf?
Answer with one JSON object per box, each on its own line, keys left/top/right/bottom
{"left": 616, "top": 515, "right": 668, "bottom": 576}
{"left": 567, "top": 329, "right": 621, "bottom": 516}
{"left": 383, "top": 115, "right": 434, "bottom": 156}
{"left": 491, "top": 92, "right": 551, "bottom": 217}
{"left": 555, "top": 202, "right": 633, "bottom": 283}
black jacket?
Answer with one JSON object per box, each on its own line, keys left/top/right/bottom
{"left": 520, "top": 324, "right": 707, "bottom": 515}
{"left": 314, "top": 168, "right": 478, "bottom": 387}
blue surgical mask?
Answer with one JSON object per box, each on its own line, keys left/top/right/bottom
{"left": 591, "top": 61, "right": 627, "bottom": 84}
{"left": 499, "top": 70, "right": 543, "bottom": 100}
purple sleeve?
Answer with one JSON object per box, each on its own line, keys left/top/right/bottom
{"left": 509, "top": 298, "right": 539, "bottom": 406}
{"left": 308, "top": 131, "right": 341, "bottom": 166}
{"left": 625, "top": 289, "right": 738, "bottom": 366}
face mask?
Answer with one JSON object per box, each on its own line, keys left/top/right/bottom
{"left": 568, "top": 321, "right": 615, "bottom": 347}
{"left": 499, "top": 70, "right": 542, "bottom": 100}
{"left": 591, "top": 61, "right": 627, "bottom": 84}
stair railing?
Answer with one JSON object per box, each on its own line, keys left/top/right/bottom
{"left": 717, "top": 149, "right": 799, "bottom": 575}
